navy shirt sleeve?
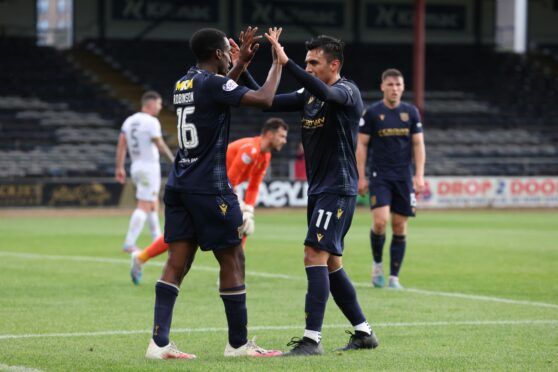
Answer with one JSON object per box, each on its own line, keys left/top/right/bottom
{"left": 358, "top": 107, "right": 375, "bottom": 135}
{"left": 240, "top": 70, "right": 261, "bottom": 90}
{"left": 410, "top": 105, "right": 424, "bottom": 134}
{"left": 284, "top": 60, "right": 354, "bottom": 105}
{"left": 210, "top": 75, "right": 250, "bottom": 107}
{"left": 268, "top": 90, "right": 305, "bottom": 112}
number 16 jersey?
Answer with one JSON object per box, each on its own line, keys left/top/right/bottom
{"left": 166, "top": 66, "right": 249, "bottom": 194}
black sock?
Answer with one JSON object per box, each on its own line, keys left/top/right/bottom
{"left": 370, "top": 230, "right": 386, "bottom": 264}
{"left": 220, "top": 285, "right": 247, "bottom": 348}
{"left": 329, "top": 268, "right": 366, "bottom": 326}
{"left": 390, "top": 235, "right": 406, "bottom": 277}
{"left": 304, "top": 266, "right": 330, "bottom": 332}
{"left": 152, "top": 281, "right": 179, "bottom": 347}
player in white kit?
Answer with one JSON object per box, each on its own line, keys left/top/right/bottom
{"left": 115, "top": 91, "right": 174, "bottom": 253}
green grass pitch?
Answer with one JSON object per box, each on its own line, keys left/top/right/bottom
{"left": 0, "top": 208, "right": 557, "bottom": 371}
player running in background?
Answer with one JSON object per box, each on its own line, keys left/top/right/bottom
{"left": 144, "top": 26, "right": 284, "bottom": 360}
{"left": 356, "top": 68, "right": 426, "bottom": 289}
{"left": 115, "top": 91, "right": 174, "bottom": 253}
{"left": 264, "top": 34, "right": 379, "bottom": 356}
{"left": 130, "top": 118, "right": 289, "bottom": 284}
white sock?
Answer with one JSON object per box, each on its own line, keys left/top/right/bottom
{"left": 303, "top": 329, "right": 321, "bottom": 344}
{"left": 124, "top": 209, "right": 147, "bottom": 248}
{"left": 147, "top": 211, "right": 161, "bottom": 240}
{"left": 354, "top": 321, "right": 372, "bottom": 335}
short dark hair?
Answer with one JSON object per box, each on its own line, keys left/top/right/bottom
{"left": 190, "top": 28, "right": 227, "bottom": 62}
{"left": 261, "top": 118, "right": 288, "bottom": 135}
{"left": 305, "top": 35, "right": 344, "bottom": 68}
{"left": 141, "top": 91, "right": 161, "bottom": 106}
{"left": 382, "top": 68, "right": 404, "bottom": 81}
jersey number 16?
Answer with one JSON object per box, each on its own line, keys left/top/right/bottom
{"left": 176, "top": 106, "right": 199, "bottom": 150}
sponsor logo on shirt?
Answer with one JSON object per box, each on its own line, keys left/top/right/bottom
{"left": 378, "top": 128, "right": 410, "bottom": 137}
{"left": 302, "top": 116, "right": 325, "bottom": 129}
{"left": 175, "top": 79, "right": 193, "bottom": 91}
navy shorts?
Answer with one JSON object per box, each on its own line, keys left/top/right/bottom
{"left": 163, "top": 188, "right": 243, "bottom": 251}
{"left": 368, "top": 176, "right": 417, "bottom": 217}
{"left": 304, "top": 193, "right": 356, "bottom": 256}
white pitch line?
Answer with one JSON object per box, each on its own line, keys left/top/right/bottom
{"left": 0, "top": 252, "right": 299, "bottom": 279}
{"left": 1, "top": 251, "right": 557, "bottom": 309}
{"left": 0, "top": 363, "right": 43, "bottom": 372}
{"left": 402, "top": 288, "right": 558, "bottom": 309}
{"left": 0, "top": 320, "right": 556, "bottom": 341}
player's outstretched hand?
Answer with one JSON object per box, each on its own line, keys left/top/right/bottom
{"left": 229, "top": 38, "right": 241, "bottom": 66}
{"left": 237, "top": 26, "right": 262, "bottom": 67}
{"left": 265, "top": 27, "right": 288, "bottom": 65}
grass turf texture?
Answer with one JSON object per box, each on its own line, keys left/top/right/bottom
{"left": 0, "top": 208, "right": 557, "bottom": 371}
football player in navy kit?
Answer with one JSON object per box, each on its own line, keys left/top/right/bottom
{"left": 264, "top": 35, "right": 379, "bottom": 356}
{"left": 145, "top": 26, "right": 284, "bottom": 360}
{"left": 356, "top": 68, "right": 426, "bottom": 290}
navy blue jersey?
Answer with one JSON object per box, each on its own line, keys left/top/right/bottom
{"left": 271, "top": 77, "right": 362, "bottom": 196}
{"left": 166, "top": 67, "right": 249, "bottom": 194}
{"left": 301, "top": 79, "right": 362, "bottom": 195}
{"left": 359, "top": 101, "right": 423, "bottom": 180}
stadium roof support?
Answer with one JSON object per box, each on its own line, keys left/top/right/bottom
{"left": 413, "top": 0, "right": 425, "bottom": 113}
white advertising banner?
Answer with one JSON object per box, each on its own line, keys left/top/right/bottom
{"left": 236, "top": 177, "right": 558, "bottom": 208}
{"left": 418, "top": 177, "right": 558, "bottom": 208}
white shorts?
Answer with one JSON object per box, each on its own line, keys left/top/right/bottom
{"left": 131, "top": 162, "right": 161, "bottom": 202}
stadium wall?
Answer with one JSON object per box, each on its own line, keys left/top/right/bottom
{"left": 1, "top": 1, "right": 557, "bottom": 46}
{"left": 1, "top": 177, "right": 557, "bottom": 208}
{"left": 73, "top": 0, "right": 491, "bottom": 43}
{"left": 0, "top": 0, "right": 35, "bottom": 37}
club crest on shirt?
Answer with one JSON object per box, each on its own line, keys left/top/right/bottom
{"left": 337, "top": 208, "right": 344, "bottom": 219}
{"left": 400, "top": 112, "right": 409, "bottom": 122}
{"left": 317, "top": 233, "right": 324, "bottom": 242}
{"left": 379, "top": 114, "right": 385, "bottom": 121}
{"left": 219, "top": 202, "right": 228, "bottom": 216}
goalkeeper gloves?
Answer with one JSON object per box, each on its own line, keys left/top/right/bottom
{"left": 241, "top": 204, "right": 255, "bottom": 236}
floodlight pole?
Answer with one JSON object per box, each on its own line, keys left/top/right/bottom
{"left": 413, "top": 0, "right": 425, "bottom": 113}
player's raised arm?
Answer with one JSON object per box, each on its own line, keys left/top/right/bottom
{"left": 239, "top": 27, "right": 284, "bottom": 109}
{"left": 270, "top": 33, "right": 351, "bottom": 104}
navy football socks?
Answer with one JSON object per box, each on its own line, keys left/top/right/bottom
{"left": 304, "top": 266, "right": 330, "bottom": 333}
{"left": 370, "top": 230, "right": 386, "bottom": 264}
{"left": 220, "top": 285, "right": 248, "bottom": 348}
{"left": 152, "top": 280, "right": 179, "bottom": 347}
{"left": 329, "top": 267, "right": 366, "bottom": 326}
{"left": 390, "top": 234, "right": 407, "bottom": 276}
